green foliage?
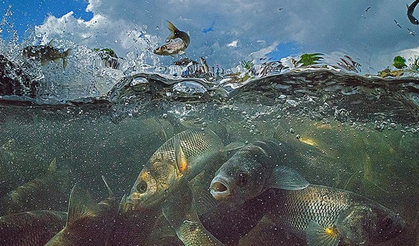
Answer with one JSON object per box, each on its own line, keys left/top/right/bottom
{"left": 93, "top": 48, "right": 118, "bottom": 58}
{"left": 392, "top": 56, "right": 407, "bottom": 69}
{"left": 297, "top": 53, "right": 324, "bottom": 66}
{"left": 241, "top": 60, "right": 254, "bottom": 70}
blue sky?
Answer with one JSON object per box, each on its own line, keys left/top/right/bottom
{"left": 2, "top": 0, "right": 419, "bottom": 73}
{"left": 2, "top": 0, "right": 92, "bottom": 38}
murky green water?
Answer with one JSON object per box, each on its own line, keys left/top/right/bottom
{"left": 1, "top": 71, "right": 419, "bottom": 245}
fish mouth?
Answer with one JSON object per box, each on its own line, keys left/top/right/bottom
{"left": 210, "top": 177, "right": 231, "bottom": 200}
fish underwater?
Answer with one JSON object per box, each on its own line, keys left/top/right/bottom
{"left": 107, "top": 195, "right": 161, "bottom": 246}
{"left": 45, "top": 176, "right": 118, "bottom": 246}
{"left": 407, "top": 0, "right": 419, "bottom": 25}
{"left": 126, "top": 128, "right": 226, "bottom": 210}
{"left": 210, "top": 140, "right": 309, "bottom": 204}
{"left": 265, "top": 184, "right": 406, "bottom": 246}
{"left": 154, "top": 21, "right": 190, "bottom": 56}
{"left": 22, "top": 40, "right": 71, "bottom": 69}
{"left": 161, "top": 180, "right": 224, "bottom": 246}
{"left": 0, "top": 210, "right": 67, "bottom": 246}
{"left": 0, "top": 158, "right": 70, "bottom": 215}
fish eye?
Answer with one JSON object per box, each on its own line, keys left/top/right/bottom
{"left": 237, "top": 173, "right": 249, "bottom": 187}
{"left": 381, "top": 217, "right": 393, "bottom": 230}
{"left": 137, "top": 181, "right": 148, "bottom": 193}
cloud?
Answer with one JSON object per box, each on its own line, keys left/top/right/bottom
{"left": 32, "top": 0, "right": 419, "bottom": 72}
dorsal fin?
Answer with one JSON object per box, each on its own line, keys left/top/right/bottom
{"left": 66, "top": 184, "right": 98, "bottom": 227}
{"left": 166, "top": 20, "right": 178, "bottom": 42}
{"left": 101, "top": 175, "right": 114, "bottom": 198}
{"left": 47, "top": 157, "right": 57, "bottom": 173}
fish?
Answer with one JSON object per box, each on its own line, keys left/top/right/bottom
{"left": 210, "top": 140, "right": 309, "bottom": 205}
{"left": 265, "top": 184, "right": 406, "bottom": 246}
{"left": 0, "top": 210, "right": 67, "bottom": 246}
{"left": 22, "top": 40, "right": 71, "bottom": 69}
{"left": 174, "top": 58, "right": 198, "bottom": 66}
{"left": 200, "top": 57, "right": 210, "bottom": 74}
{"left": 162, "top": 180, "right": 224, "bottom": 246}
{"left": 45, "top": 176, "right": 118, "bottom": 246}
{"left": 107, "top": 195, "right": 161, "bottom": 246}
{"left": 126, "top": 128, "right": 227, "bottom": 210}
{"left": 198, "top": 188, "right": 276, "bottom": 245}
{"left": 154, "top": 21, "right": 190, "bottom": 56}
{"left": 0, "top": 158, "right": 70, "bottom": 215}
{"left": 407, "top": 0, "right": 419, "bottom": 25}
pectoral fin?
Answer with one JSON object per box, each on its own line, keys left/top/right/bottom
{"left": 266, "top": 166, "right": 309, "bottom": 190}
{"left": 306, "top": 221, "right": 340, "bottom": 246}
{"left": 222, "top": 141, "right": 246, "bottom": 153}
{"left": 174, "top": 135, "right": 188, "bottom": 174}
{"left": 62, "top": 58, "right": 67, "bottom": 70}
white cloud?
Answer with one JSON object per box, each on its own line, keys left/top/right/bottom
{"left": 227, "top": 40, "right": 238, "bottom": 48}
{"left": 32, "top": 0, "right": 419, "bottom": 72}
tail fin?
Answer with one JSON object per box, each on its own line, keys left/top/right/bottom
{"left": 62, "top": 49, "right": 71, "bottom": 69}
{"left": 166, "top": 20, "right": 179, "bottom": 42}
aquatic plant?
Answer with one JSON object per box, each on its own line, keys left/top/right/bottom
{"left": 239, "top": 60, "right": 255, "bottom": 81}
{"left": 392, "top": 56, "right": 407, "bottom": 69}
{"left": 409, "top": 56, "right": 419, "bottom": 71}
{"left": 297, "top": 53, "right": 324, "bottom": 66}
{"left": 337, "top": 55, "right": 361, "bottom": 73}
{"left": 241, "top": 60, "right": 254, "bottom": 70}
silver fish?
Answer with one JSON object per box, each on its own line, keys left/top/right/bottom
{"left": 0, "top": 158, "right": 70, "bottom": 215}
{"left": 162, "top": 181, "right": 224, "bottom": 246}
{"left": 266, "top": 184, "right": 406, "bottom": 246}
{"left": 154, "top": 21, "right": 190, "bottom": 56}
{"left": 210, "top": 140, "right": 309, "bottom": 204}
{"left": 126, "top": 129, "right": 226, "bottom": 210}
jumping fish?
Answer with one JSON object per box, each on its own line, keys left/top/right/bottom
{"left": 154, "top": 21, "right": 190, "bottom": 56}
{"left": 407, "top": 0, "right": 419, "bottom": 25}
{"left": 22, "top": 40, "right": 71, "bottom": 69}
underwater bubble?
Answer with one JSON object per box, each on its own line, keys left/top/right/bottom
{"left": 131, "top": 77, "right": 148, "bottom": 86}
{"left": 406, "top": 92, "right": 419, "bottom": 107}
{"left": 173, "top": 81, "right": 208, "bottom": 95}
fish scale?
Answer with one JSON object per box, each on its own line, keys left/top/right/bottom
{"left": 127, "top": 128, "right": 226, "bottom": 210}
{"left": 149, "top": 129, "right": 221, "bottom": 169}
{"left": 266, "top": 184, "right": 405, "bottom": 245}
{"left": 270, "top": 186, "right": 352, "bottom": 237}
